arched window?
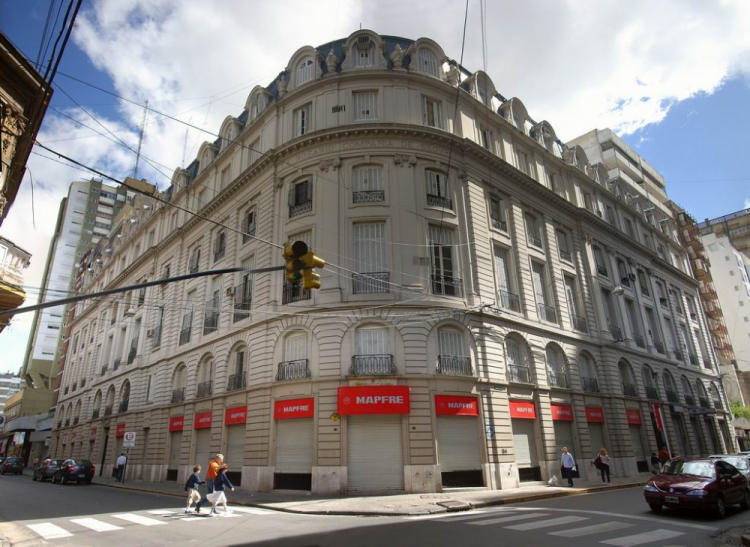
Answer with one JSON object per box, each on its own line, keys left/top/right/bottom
{"left": 66, "top": 403, "right": 73, "bottom": 426}
{"left": 578, "top": 352, "right": 599, "bottom": 393}
{"left": 74, "top": 400, "right": 81, "bottom": 422}
{"left": 437, "top": 327, "right": 471, "bottom": 376}
{"left": 297, "top": 58, "right": 314, "bottom": 85}
{"left": 352, "top": 165, "right": 384, "bottom": 202}
{"left": 228, "top": 347, "right": 247, "bottom": 392}
{"left": 710, "top": 383, "right": 721, "bottom": 407}
{"left": 681, "top": 375, "right": 695, "bottom": 406}
{"left": 279, "top": 332, "right": 310, "bottom": 380}
{"left": 416, "top": 48, "right": 439, "bottom": 77}
{"left": 120, "top": 380, "right": 131, "bottom": 412}
{"left": 545, "top": 344, "right": 568, "bottom": 388}
{"left": 695, "top": 380, "right": 709, "bottom": 407}
{"left": 618, "top": 360, "right": 637, "bottom": 396}
{"left": 105, "top": 386, "right": 116, "bottom": 414}
{"left": 196, "top": 356, "right": 214, "bottom": 398}
{"left": 352, "top": 325, "right": 393, "bottom": 375}
{"left": 93, "top": 390, "right": 102, "bottom": 418}
{"left": 642, "top": 366, "right": 658, "bottom": 400}
{"left": 506, "top": 336, "right": 532, "bottom": 383}
{"left": 663, "top": 371, "right": 677, "bottom": 401}
{"left": 171, "top": 364, "right": 187, "bottom": 403}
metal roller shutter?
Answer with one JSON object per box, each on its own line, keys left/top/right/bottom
{"left": 511, "top": 419, "right": 538, "bottom": 466}
{"left": 195, "top": 429, "right": 211, "bottom": 470}
{"left": 629, "top": 425, "right": 646, "bottom": 461}
{"left": 589, "top": 422, "right": 605, "bottom": 456}
{"left": 167, "top": 431, "right": 182, "bottom": 481}
{"left": 226, "top": 425, "right": 246, "bottom": 486}
{"left": 553, "top": 421, "right": 574, "bottom": 455}
{"left": 348, "top": 415, "right": 404, "bottom": 493}
{"left": 437, "top": 416, "right": 481, "bottom": 472}
{"left": 275, "top": 419, "right": 313, "bottom": 474}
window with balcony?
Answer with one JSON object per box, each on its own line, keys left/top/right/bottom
{"left": 579, "top": 352, "right": 600, "bottom": 393}
{"left": 278, "top": 333, "right": 310, "bottom": 381}
{"left": 625, "top": 300, "right": 645, "bottom": 348}
{"left": 430, "top": 226, "right": 461, "bottom": 297}
{"left": 294, "top": 103, "right": 312, "bottom": 137}
{"left": 565, "top": 276, "right": 586, "bottom": 332}
{"left": 284, "top": 232, "right": 311, "bottom": 303}
{"left": 352, "top": 166, "right": 384, "bottom": 203}
{"left": 602, "top": 288, "right": 621, "bottom": 340}
{"left": 545, "top": 344, "right": 568, "bottom": 388}
{"left": 681, "top": 375, "right": 696, "bottom": 406}
{"left": 227, "top": 348, "right": 246, "bottom": 392}
{"left": 664, "top": 371, "right": 679, "bottom": 403}
{"left": 593, "top": 246, "right": 608, "bottom": 277}
{"left": 532, "top": 262, "right": 556, "bottom": 323}
{"left": 642, "top": 366, "right": 659, "bottom": 400}
{"left": 664, "top": 317, "right": 681, "bottom": 361}
{"left": 525, "top": 213, "right": 543, "bottom": 248}
{"left": 695, "top": 380, "right": 711, "bottom": 408}
{"left": 353, "top": 91, "right": 378, "bottom": 120}
{"left": 180, "top": 292, "right": 194, "bottom": 345}
{"left": 233, "top": 257, "right": 253, "bottom": 322}
{"left": 556, "top": 229, "right": 572, "bottom": 262}
{"left": 437, "top": 327, "right": 472, "bottom": 376}
{"left": 645, "top": 307, "right": 664, "bottom": 354}
{"left": 353, "top": 222, "right": 388, "bottom": 293}
{"left": 637, "top": 270, "right": 650, "bottom": 297}
{"left": 617, "top": 258, "right": 630, "bottom": 287}
{"left": 479, "top": 126, "right": 492, "bottom": 151}
{"left": 171, "top": 364, "right": 187, "bottom": 403}
{"left": 241, "top": 207, "right": 256, "bottom": 244}
{"left": 489, "top": 196, "right": 507, "bottom": 231}
{"left": 196, "top": 357, "right": 214, "bottom": 399}
{"left": 289, "top": 178, "right": 313, "bottom": 218}
{"left": 421, "top": 95, "right": 444, "bottom": 128}
{"left": 220, "top": 165, "right": 231, "bottom": 191}
{"left": 352, "top": 326, "right": 393, "bottom": 375}
{"left": 213, "top": 231, "right": 226, "bottom": 262}
{"left": 152, "top": 306, "right": 164, "bottom": 348}
{"left": 203, "top": 277, "right": 221, "bottom": 334}
{"left": 426, "top": 170, "right": 452, "bottom": 209}
{"left": 494, "top": 245, "right": 520, "bottom": 312}
{"left": 506, "top": 336, "right": 533, "bottom": 384}
{"left": 618, "top": 360, "right": 637, "bottom": 397}
{"left": 119, "top": 381, "right": 130, "bottom": 413}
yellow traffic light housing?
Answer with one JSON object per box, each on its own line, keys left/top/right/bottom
{"left": 300, "top": 251, "right": 325, "bottom": 290}
{"left": 283, "top": 241, "right": 308, "bottom": 283}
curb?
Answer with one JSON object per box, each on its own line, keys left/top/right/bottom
{"left": 92, "top": 480, "right": 644, "bottom": 517}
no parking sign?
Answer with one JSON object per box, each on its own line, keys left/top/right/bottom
{"left": 123, "top": 431, "right": 136, "bottom": 449}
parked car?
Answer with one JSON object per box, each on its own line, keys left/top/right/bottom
{"left": 644, "top": 458, "right": 750, "bottom": 518}
{"left": 1, "top": 457, "right": 24, "bottom": 475}
{"left": 52, "top": 459, "right": 95, "bottom": 484}
{"left": 710, "top": 455, "right": 750, "bottom": 479}
{"left": 32, "top": 459, "right": 66, "bottom": 482}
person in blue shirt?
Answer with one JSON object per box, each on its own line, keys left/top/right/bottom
{"left": 184, "top": 465, "right": 204, "bottom": 514}
{"left": 560, "top": 447, "right": 576, "bottom": 487}
{"left": 207, "top": 464, "right": 235, "bottom": 516}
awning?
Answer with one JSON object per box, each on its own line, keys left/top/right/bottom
{"left": 30, "top": 431, "right": 51, "bottom": 443}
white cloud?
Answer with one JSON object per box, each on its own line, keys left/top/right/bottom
{"left": 744, "top": 199, "right": 750, "bottom": 210}
{"left": 2, "top": 0, "right": 749, "bottom": 371}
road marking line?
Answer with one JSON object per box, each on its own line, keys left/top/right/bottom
{"left": 468, "top": 513, "right": 550, "bottom": 526}
{"left": 549, "top": 521, "right": 634, "bottom": 538}
{"left": 600, "top": 529, "right": 684, "bottom": 546}
{"left": 70, "top": 518, "right": 124, "bottom": 532}
{"left": 27, "top": 523, "right": 73, "bottom": 539}
{"left": 505, "top": 516, "right": 589, "bottom": 531}
{"left": 227, "top": 507, "right": 275, "bottom": 515}
{"left": 111, "top": 513, "right": 167, "bottom": 526}
{"left": 147, "top": 510, "right": 177, "bottom": 515}
{"left": 405, "top": 511, "right": 488, "bottom": 520}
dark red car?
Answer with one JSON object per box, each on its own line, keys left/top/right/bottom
{"left": 644, "top": 458, "right": 750, "bottom": 518}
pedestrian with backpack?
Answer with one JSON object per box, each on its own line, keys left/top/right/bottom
{"left": 592, "top": 447, "right": 611, "bottom": 483}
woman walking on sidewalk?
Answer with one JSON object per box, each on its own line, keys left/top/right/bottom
{"left": 560, "top": 447, "right": 576, "bottom": 487}
{"left": 207, "top": 464, "right": 235, "bottom": 516}
{"left": 593, "top": 448, "right": 611, "bottom": 484}
{"left": 184, "top": 465, "right": 205, "bottom": 514}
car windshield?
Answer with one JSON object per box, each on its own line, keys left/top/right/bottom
{"left": 69, "top": 460, "right": 92, "bottom": 466}
{"left": 7, "top": 458, "right": 22, "bottom": 464}
{"left": 51, "top": 460, "right": 66, "bottom": 466}
{"left": 662, "top": 460, "right": 716, "bottom": 479}
{"left": 716, "top": 457, "right": 748, "bottom": 471}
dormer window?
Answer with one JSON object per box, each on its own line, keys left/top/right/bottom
{"left": 416, "top": 48, "right": 439, "bottom": 77}
{"left": 297, "top": 59, "right": 314, "bottom": 85}
{"left": 354, "top": 37, "right": 374, "bottom": 68}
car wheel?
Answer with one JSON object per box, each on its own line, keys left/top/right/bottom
{"left": 648, "top": 503, "right": 663, "bottom": 513}
{"left": 741, "top": 490, "right": 750, "bottom": 510}
{"left": 715, "top": 496, "right": 726, "bottom": 519}
{"left": 60, "top": 475, "right": 67, "bottom": 485}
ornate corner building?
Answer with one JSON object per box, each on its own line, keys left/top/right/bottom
{"left": 49, "top": 31, "right": 733, "bottom": 494}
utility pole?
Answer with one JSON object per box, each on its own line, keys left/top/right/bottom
{"left": 132, "top": 98, "right": 149, "bottom": 179}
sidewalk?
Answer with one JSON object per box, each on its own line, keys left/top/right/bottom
{"left": 92, "top": 475, "right": 647, "bottom": 516}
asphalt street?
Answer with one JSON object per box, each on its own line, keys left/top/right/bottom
{"left": 0, "top": 472, "right": 745, "bottom": 547}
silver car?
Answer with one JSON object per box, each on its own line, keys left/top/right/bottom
{"left": 710, "top": 455, "right": 750, "bottom": 479}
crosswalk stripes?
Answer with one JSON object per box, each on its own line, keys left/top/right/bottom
{"left": 111, "top": 513, "right": 167, "bottom": 526}
{"left": 504, "top": 515, "right": 589, "bottom": 531}
{"left": 600, "top": 529, "right": 685, "bottom": 546}
{"left": 467, "top": 513, "right": 549, "bottom": 526}
{"left": 549, "top": 521, "right": 634, "bottom": 538}
{"left": 26, "top": 523, "right": 73, "bottom": 539}
{"left": 70, "top": 518, "right": 124, "bottom": 532}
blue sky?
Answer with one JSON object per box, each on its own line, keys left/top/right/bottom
{"left": 1, "top": 0, "right": 750, "bottom": 373}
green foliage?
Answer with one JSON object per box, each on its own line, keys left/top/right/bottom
{"left": 730, "top": 402, "right": 750, "bottom": 420}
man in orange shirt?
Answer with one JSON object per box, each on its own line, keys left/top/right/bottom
{"left": 195, "top": 454, "right": 223, "bottom": 514}
{"left": 658, "top": 447, "right": 670, "bottom": 465}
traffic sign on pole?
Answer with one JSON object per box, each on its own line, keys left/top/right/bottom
{"left": 123, "top": 431, "right": 136, "bottom": 449}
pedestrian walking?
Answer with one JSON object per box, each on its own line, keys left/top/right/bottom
{"left": 650, "top": 452, "right": 660, "bottom": 473}
{"left": 184, "top": 465, "right": 205, "bottom": 514}
{"left": 195, "top": 454, "right": 223, "bottom": 514}
{"left": 560, "top": 447, "right": 576, "bottom": 487}
{"left": 658, "top": 446, "right": 670, "bottom": 465}
{"left": 206, "top": 464, "right": 235, "bottom": 516}
{"left": 115, "top": 453, "right": 127, "bottom": 482}
{"left": 592, "top": 447, "right": 611, "bottom": 483}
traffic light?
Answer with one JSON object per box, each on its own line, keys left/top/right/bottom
{"left": 301, "top": 251, "right": 325, "bottom": 290}
{"left": 283, "top": 241, "right": 308, "bottom": 283}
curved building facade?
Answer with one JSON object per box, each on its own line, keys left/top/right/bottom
{"left": 50, "top": 30, "right": 733, "bottom": 494}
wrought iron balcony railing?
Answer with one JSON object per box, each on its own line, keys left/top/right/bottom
{"left": 633, "top": 333, "right": 645, "bottom": 349}
{"left": 571, "top": 314, "right": 588, "bottom": 332}
{"left": 171, "top": 388, "right": 186, "bottom": 404}
{"left": 673, "top": 349, "right": 684, "bottom": 362}
{"left": 353, "top": 190, "right": 385, "bottom": 203}
{"left": 537, "top": 303, "right": 557, "bottom": 323}
{"left": 203, "top": 309, "right": 219, "bottom": 335}
{"left": 610, "top": 326, "right": 623, "bottom": 340}
{"left": 507, "top": 364, "right": 534, "bottom": 384}
{"left": 491, "top": 218, "right": 507, "bottom": 231}
{"left": 548, "top": 370, "right": 569, "bottom": 389}
{"left": 559, "top": 250, "right": 572, "bottom": 262}
{"left": 528, "top": 235, "right": 543, "bottom": 248}
{"left": 80, "top": 378, "right": 86, "bottom": 388}
{"left": 622, "top": 383, "right": 637, "bottom": 397}
{"left": 436, "top": 356, "right": 473, "bottom": 376}
{"left": 498, "top": 290, "right": 521, "bottom": 312}
{"left": 227, "top": 372, "right": 247, "bottom": 392}
{"left": 100, "top": 365, "right": 108, "bottom": 376}
{"left": 654, "top": 341, "right": 665, "bottom": 354}
{"left": 289, "top": 199, "right": 313, "bottom": 218}
{"left": 104, "top": 406, "right": 113, "bottom": 417}
{"left": 118, "top": 400, "right": 129, "bottom": 413}
{"left": 352, "top": 272, "right": 390, "bottom": 294}
{"left": 699, "top": 397, "right": 711, "bottom": 409}
{"left": 92, "top": 409, "right": 100, "bottom": 420}
{"left": 73, "top": 417, "right": 79, "bottom": 425}
{"left": 350, "top": 354, "right": 396, "bottom": 375}
{"left": 282, "top": 282, "right": 311, "bottom": 304}
{"left": 688, "top": 353, "right": 698, "bottom": 366}
{"left": 196, "top": 381, "right": 213, "bottom": 399}
{"left": 113, "top": 358, "right": 121, "bottom": 371}
{"left": 582, "top": 376, "right": 600, "bottom": 393}
{"left": 277, "top": 359, "right": 311, "bottom": 381}
{"left": 179, "top": 325, "right": 191, "bottom": 345}
{"left": 431, "top": 274, "right": 462, "bottom": 297}
{"left": 666, "top": 390, "right": 679, "bottom": 403}
{"left": 426, "top": 194, "right": 452, "bottom": 209}
{"left": 233, "top": 282, "right": 252, "bottom": 322}
{"left": 684, "top": 395, "right": 696, "bottom": 407}
{"left": 645, "top": 386, "right": 659, "bottom": 400}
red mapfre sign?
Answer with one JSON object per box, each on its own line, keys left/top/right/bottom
{"left": 274, "top": 398, "right": 315, "bottom": 420}
{"left": 168, "top": 416, "right": 184, "bottom": 432}
{"left": 626, "top": 409, "right": 643, "bottom": 425}
{"left": 225, "top": 407, "right": 248, "bottom": 426}
{"left": 585, "top": 406, "right": 605, "bottom": 423}
{"left": 551, "top": 404, "right": 574, "bottom": 421}
{"left": 337, "top": 386, "right": 410, "bottom": 415}
{"left": 194, "top": 411, "right": 212, "bottom": 429}
{"left": 509, "top": 401, "right": 537, "bottom": 419}
{"left": 115, "top": 423, "right": 126, "bottom": 437}
{"left": 435, "top": 395, "right": 478, "bottom": 416}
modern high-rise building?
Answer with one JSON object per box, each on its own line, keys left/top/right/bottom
{"left": 699, "top": 208, "right": 750, "bottom": 259}
{"left": 0, "top": 372, "right": 22, "bottom": 416}
{"left": 50, "top": 31, "right": 733, "bottom": 494}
